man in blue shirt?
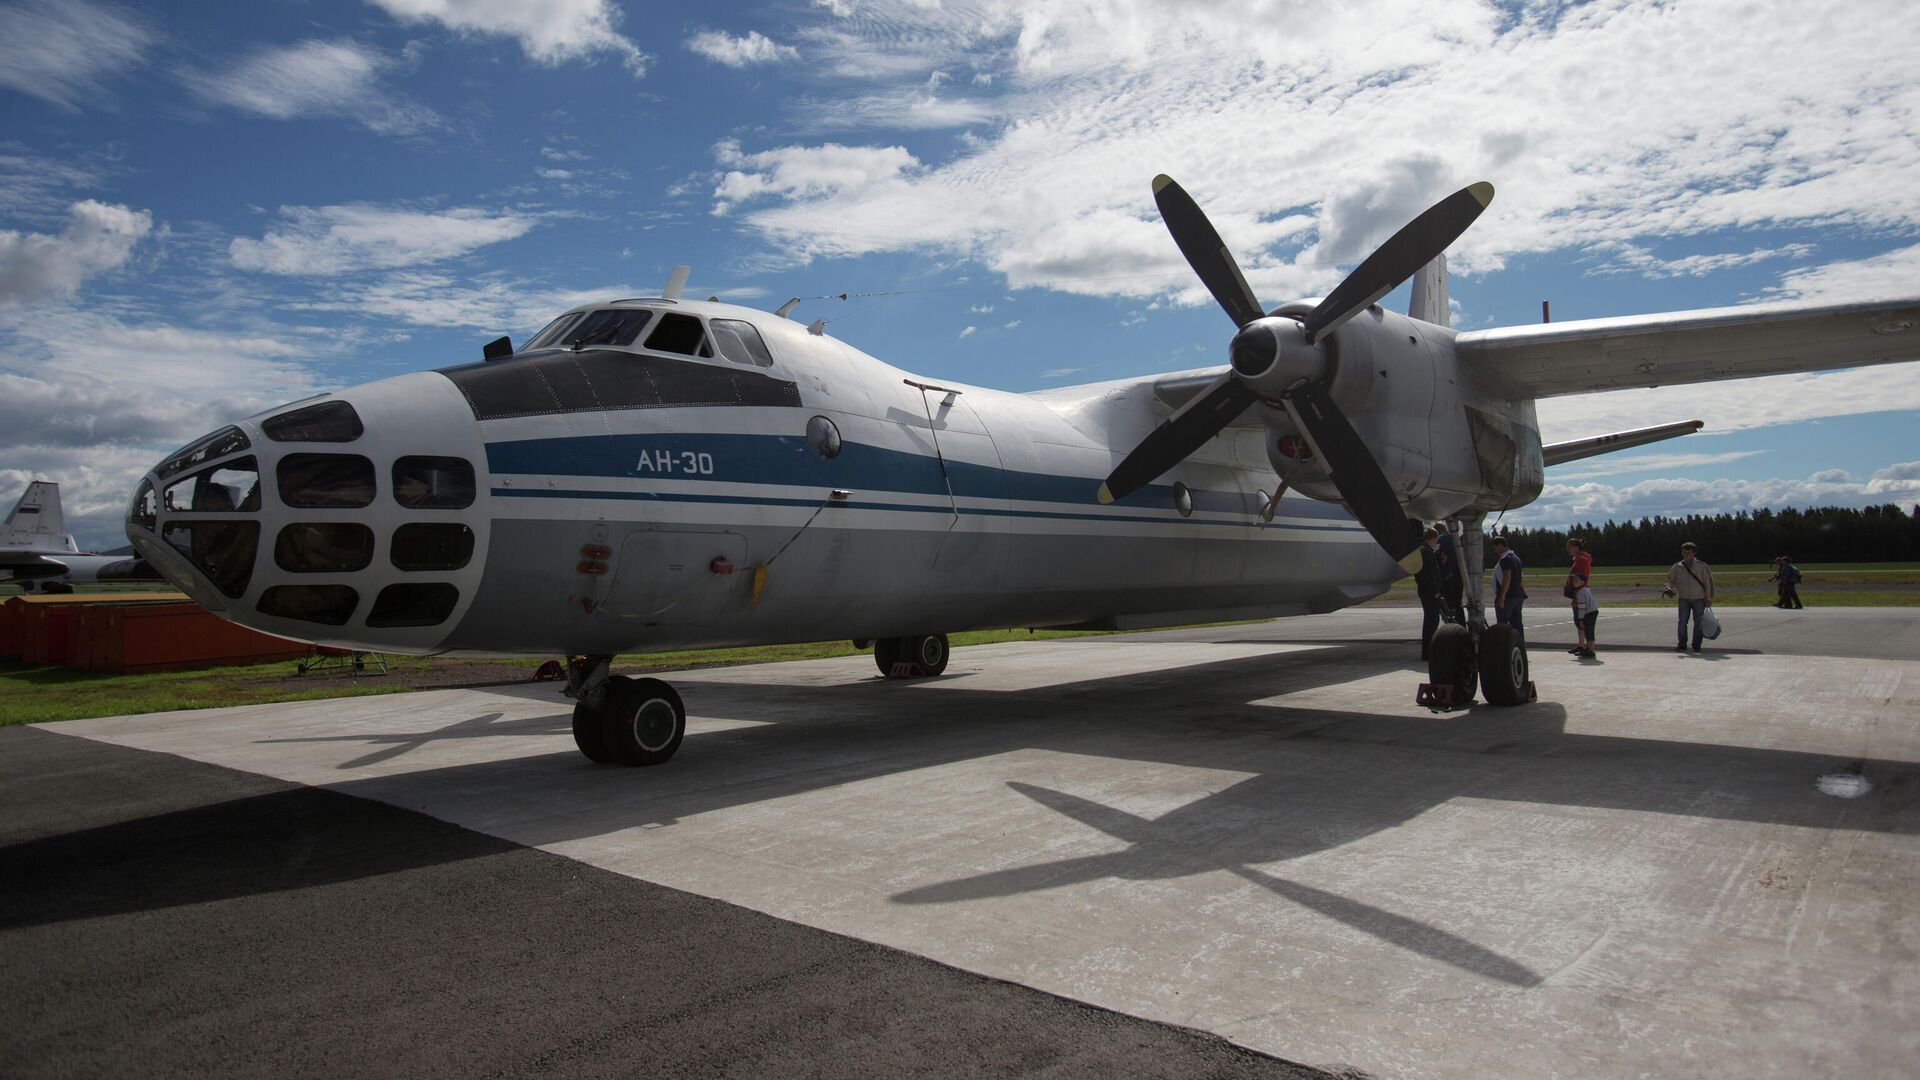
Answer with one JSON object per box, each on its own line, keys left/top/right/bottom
{"left": 1490, "top": 532, "right": 1526, "bottom": 637}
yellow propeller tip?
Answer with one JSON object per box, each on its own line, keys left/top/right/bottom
{"left": 1096, "top": 483, "right": 1115, "bottom": 505}
{"left": 1468, "top": 181, "right": 1495, "bottom": 206}
{"left": 1397, "top": 550, "right": 1424, "bottom": 575}
{"left": 1151, "top": 174, "right": 1174, "bottom": 193}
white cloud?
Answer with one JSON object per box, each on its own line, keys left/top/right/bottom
{"left": 229, "top": 204, "right": 538, "bottom": 276}
{"left": 712, "top": 0, "right": 1920, "bottom": 310}
{"left": 0, "top": 311, "right": 325, "bottom": 547}
{"left": 1004, "top": 319, "right": 1021, "bottom": 329}
{"left": 711, "top": 140, "right": 920, "bottom": 222}
{"left": 182, "top": 39, "right": 438, "bottom": 135}
{"left": 1041, "top": 366, "right": 1083, "bottom": 378}
{"left": 294, "top": 271, "right": 633, "bottom": 332}
{"left": 0, "top": 201, "right": 153, "bottom": 306}
{"left": 689, "top": 29, "right": 799, "bottom": 67}
{"left": 368, "top": 0, "right": 648, "bottom": 75}
{"left": 1509, "top": 461, "right": 1920, "bottom": 527}
{"left": 1764, "top": 243, "right": 1920, "bottom": 305}
{"left": 958, "top": 325, "right": 976, "bottom": 338}
{"left": 1586, "top": 241, "right": 1817, "bottom": 280}
{"left": 0, "top": 0, "right": 153, "bottom": 111}
{"left": 1536, "top": 365, "right": 1920, "bottom": 445}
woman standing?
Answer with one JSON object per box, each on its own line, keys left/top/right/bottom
{"left": 1565, "top": 537, "right": 1592, "bottom": 655}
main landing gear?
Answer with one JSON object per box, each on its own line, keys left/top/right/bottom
{"left": 565, "top": 656, "right": 687, "bottom": 766}
{"left": 867, "top": 634, "right": 950, "bottom": 678}
{"left": 1419, "top": 617, "right": 1535, "bottom": 710}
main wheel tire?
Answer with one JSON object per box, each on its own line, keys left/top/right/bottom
{"left": 1478, "top": 624, "right": 1528, "bottom": 706}
{"left": 874, "top": 637, "right": 901, "bottom": 676}
{"left": 572, "top": 701, "right": 618, "bottom": 763}
{"left": 1427, "top": 623, "right": 1478, "bottom": 703}
{"left": 899, "top": 633, "right": 950, "bottom": 676}
{"left": 599, "top": 676, "right": 686, "bottom": 766}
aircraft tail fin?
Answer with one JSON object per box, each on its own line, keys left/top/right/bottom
{"left": 3, "top": 481, "right": 71, "bottom": 550}
{"left": 1408, "top": 253, "right": 1449, "bottom": 326}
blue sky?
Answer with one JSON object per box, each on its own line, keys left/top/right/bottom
{"left": 2, "top": 0, "right": 1918, "bottom": 548}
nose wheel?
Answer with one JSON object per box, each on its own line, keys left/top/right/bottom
{"left": 570, "top": 671, "right": 687, "bottom": 766}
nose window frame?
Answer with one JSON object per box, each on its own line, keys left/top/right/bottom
{"left": 274, "top": 522, "right": 375, "bottom": 573}
{"left": 392, "top": 456, "right": 475, "bottom": 510}
{"left": 262, "top": 400, "right": 364, "bottom": 443}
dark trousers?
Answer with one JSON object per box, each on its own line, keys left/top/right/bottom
{"left": 1782, "top": 583, "right": 1803, "bottom": 608}
{"left": 1678, "top": 598, "right": 1706, "bottom": 648}
{"left": 1420, "top": 596, "right": 1440, "bottom": 657}
{"left": 1497, "top": 597, "right": 1524, "bottom": 638}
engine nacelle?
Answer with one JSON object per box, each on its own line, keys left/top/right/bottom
{"left": 1248, "top": 303, "right": 1543, "bottom": 520}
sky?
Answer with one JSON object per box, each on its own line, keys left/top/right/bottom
{"left": 2, "top": 0, "right": 1918, "bottom": 550}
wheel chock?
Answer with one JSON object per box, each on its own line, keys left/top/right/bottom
{"left": 888, "top": 661, "right": 927, "bottom": 679}
{"left": 1523, "top": 680, "right": 1538, "bottom": 703}
{"left": 1416, "top": 682, "right": 1458, "bottom": 711}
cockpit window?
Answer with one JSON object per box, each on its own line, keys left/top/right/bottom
{"left": 559, "top": 309, "right": 653, "bottom": 350}
{"left": 526, "top": 312, "right": 585, "bottom": 350}
{"left": 710, "top": 319, "right": 775, "bottom": 367}
{"left": 644, "top": 312, "right": 711, "bottom": 358}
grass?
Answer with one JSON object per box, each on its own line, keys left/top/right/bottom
{"left": 0, "top": 626, "right": 1138, "bottom": 728}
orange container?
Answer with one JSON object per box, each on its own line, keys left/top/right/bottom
{"left": 82, "top": 602, "right": 315, "bottom": 673}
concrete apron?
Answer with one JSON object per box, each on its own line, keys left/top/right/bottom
{"left": 49, "top": 616, "right": 1920, "bottom": 1079}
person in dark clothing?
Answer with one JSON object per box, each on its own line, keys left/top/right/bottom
{"left": 1415, "top": 527, "right": 1442, "bottom": 660}
{"left": 1772, "top": 555, "right": 1805, "bottom": 609}
{"left": 1434, "top": 526, "right": 1464, "bottom": 612}
{"left": 1491, "top": 533, "right": 1526, "bottom": 637}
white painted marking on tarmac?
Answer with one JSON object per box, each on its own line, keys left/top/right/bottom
{"left": 1815, "top": 772, "right": 1873, "bottom": 798}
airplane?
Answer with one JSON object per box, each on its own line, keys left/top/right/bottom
{"left": 2, "top": 481, "right": 155, "bottom": 593}
{"left": 120, "top": 176, "right": 1920, "bottom": 766}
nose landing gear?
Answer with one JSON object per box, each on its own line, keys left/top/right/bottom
{"left": 566, "top": 656, "right": 688, "bottom": 765}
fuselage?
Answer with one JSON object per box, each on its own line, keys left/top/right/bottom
{"left": 127, "top": 298, "right": 1411, "bottom": 656}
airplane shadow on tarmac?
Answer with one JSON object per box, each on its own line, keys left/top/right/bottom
{"left": 6, "top": 638, "right": 1914, "bottom": 988}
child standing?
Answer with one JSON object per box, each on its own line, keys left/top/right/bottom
{"left": 1572, "top": 571, "right": 1599, "bottom": 659}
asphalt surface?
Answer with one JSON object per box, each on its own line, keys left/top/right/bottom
{"left": 0, "top": 726, "right": 1332, "bottom": 1080}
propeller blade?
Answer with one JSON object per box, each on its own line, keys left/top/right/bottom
{"left": 1303, "top": 181, "right": 1494, "bottom": 343}
{"left": 1098, "top": 372, "right": 1257, "bottom": 504}
{"left": 1153, "top": 175, "right": 1265, "bottom": 328}
{"left": 1280, "top": 381, "right": 1422, "bottom": 571}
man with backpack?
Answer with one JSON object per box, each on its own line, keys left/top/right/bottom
{"left": 1662, "top": 542, "right": 1716, "bottom": 652}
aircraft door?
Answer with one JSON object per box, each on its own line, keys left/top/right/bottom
{"left": 596, "top": 530, "right": 748, "bottom": 627}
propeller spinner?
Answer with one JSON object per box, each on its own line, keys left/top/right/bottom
{"left": 1099, "top": 175, "right": 1494, "bottom": 572}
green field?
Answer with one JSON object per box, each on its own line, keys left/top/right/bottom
{"left": 0, "top": 626, "right": 1129, "bottom": 727}
{"left": 1383, "top": 561, "right": 1920, "bottom": 607}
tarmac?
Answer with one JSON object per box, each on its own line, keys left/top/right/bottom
{"left": 7, "top": 606, "right": 1918, "bottom": 1078}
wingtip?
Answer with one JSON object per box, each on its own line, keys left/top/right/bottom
{"left": 1468, "top": 180, "right": 1495, "bottom": 207}
{"left": 1096, "top": 483, "right": 1115, "bottom": 505}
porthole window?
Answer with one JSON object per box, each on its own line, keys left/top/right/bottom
{"left": 805, "top": 415, "right": 842, "bottom": 459}
{"left": 156, "top": 426, "right": 250, "bottom": 480}
{"left": 277, "top": 454, "right": 375, "bottom": 509}
{"left": 163, "top": 458, "right": 260, "bottom": 513}
{"left": 258, "top": 584, "right": 359, "bottom": 625}
{"left": 161, "top": 520, "right": 259, "bottom": 598}
{"left": 1172, "top": 481, "right": 1193, "bottom": 518}
{"left": 367, "top": 582, "right": 460, "bottom": 627}
{"left": 392, "top": 456, "right": 475, "bottom": 509}
{"left": 262, "top": 400, "right": 363, "bottom": 443}
{"left": 130, "top": 480, "right": 157, "bottom": 532}
{"left": 390, "top": 522, "right": 474, "bottom": 571}
{"left": 275, "top": 523, "right": 374, "bottom": 573}
{"left": 1256, "top": 490, "right": 1276, "bottom": 523}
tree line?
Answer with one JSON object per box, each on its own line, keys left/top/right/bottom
{"left": 1489, "top": 504, "right": 1920, "bottom": 568}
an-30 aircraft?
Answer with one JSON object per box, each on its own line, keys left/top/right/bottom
{"left": 2, "top": 481, "right": 152, "bottom": 592}
{"left": 124, "top": 177, "right": 1920, "bottom": 765}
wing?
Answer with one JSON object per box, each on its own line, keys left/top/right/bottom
{"left": 1456, "top": 298, "right": 1920, "bottom": 400}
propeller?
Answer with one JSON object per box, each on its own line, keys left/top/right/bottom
{"left": 1099, "top": 174, "right": 1494, "bottom": 571}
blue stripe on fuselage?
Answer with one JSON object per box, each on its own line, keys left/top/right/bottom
{"left": 483, "top": 432, "right": 1357, "bottom": 521}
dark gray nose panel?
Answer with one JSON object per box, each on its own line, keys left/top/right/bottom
{"left": 437, "top": 349, "right": 802, "bottom": 421}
